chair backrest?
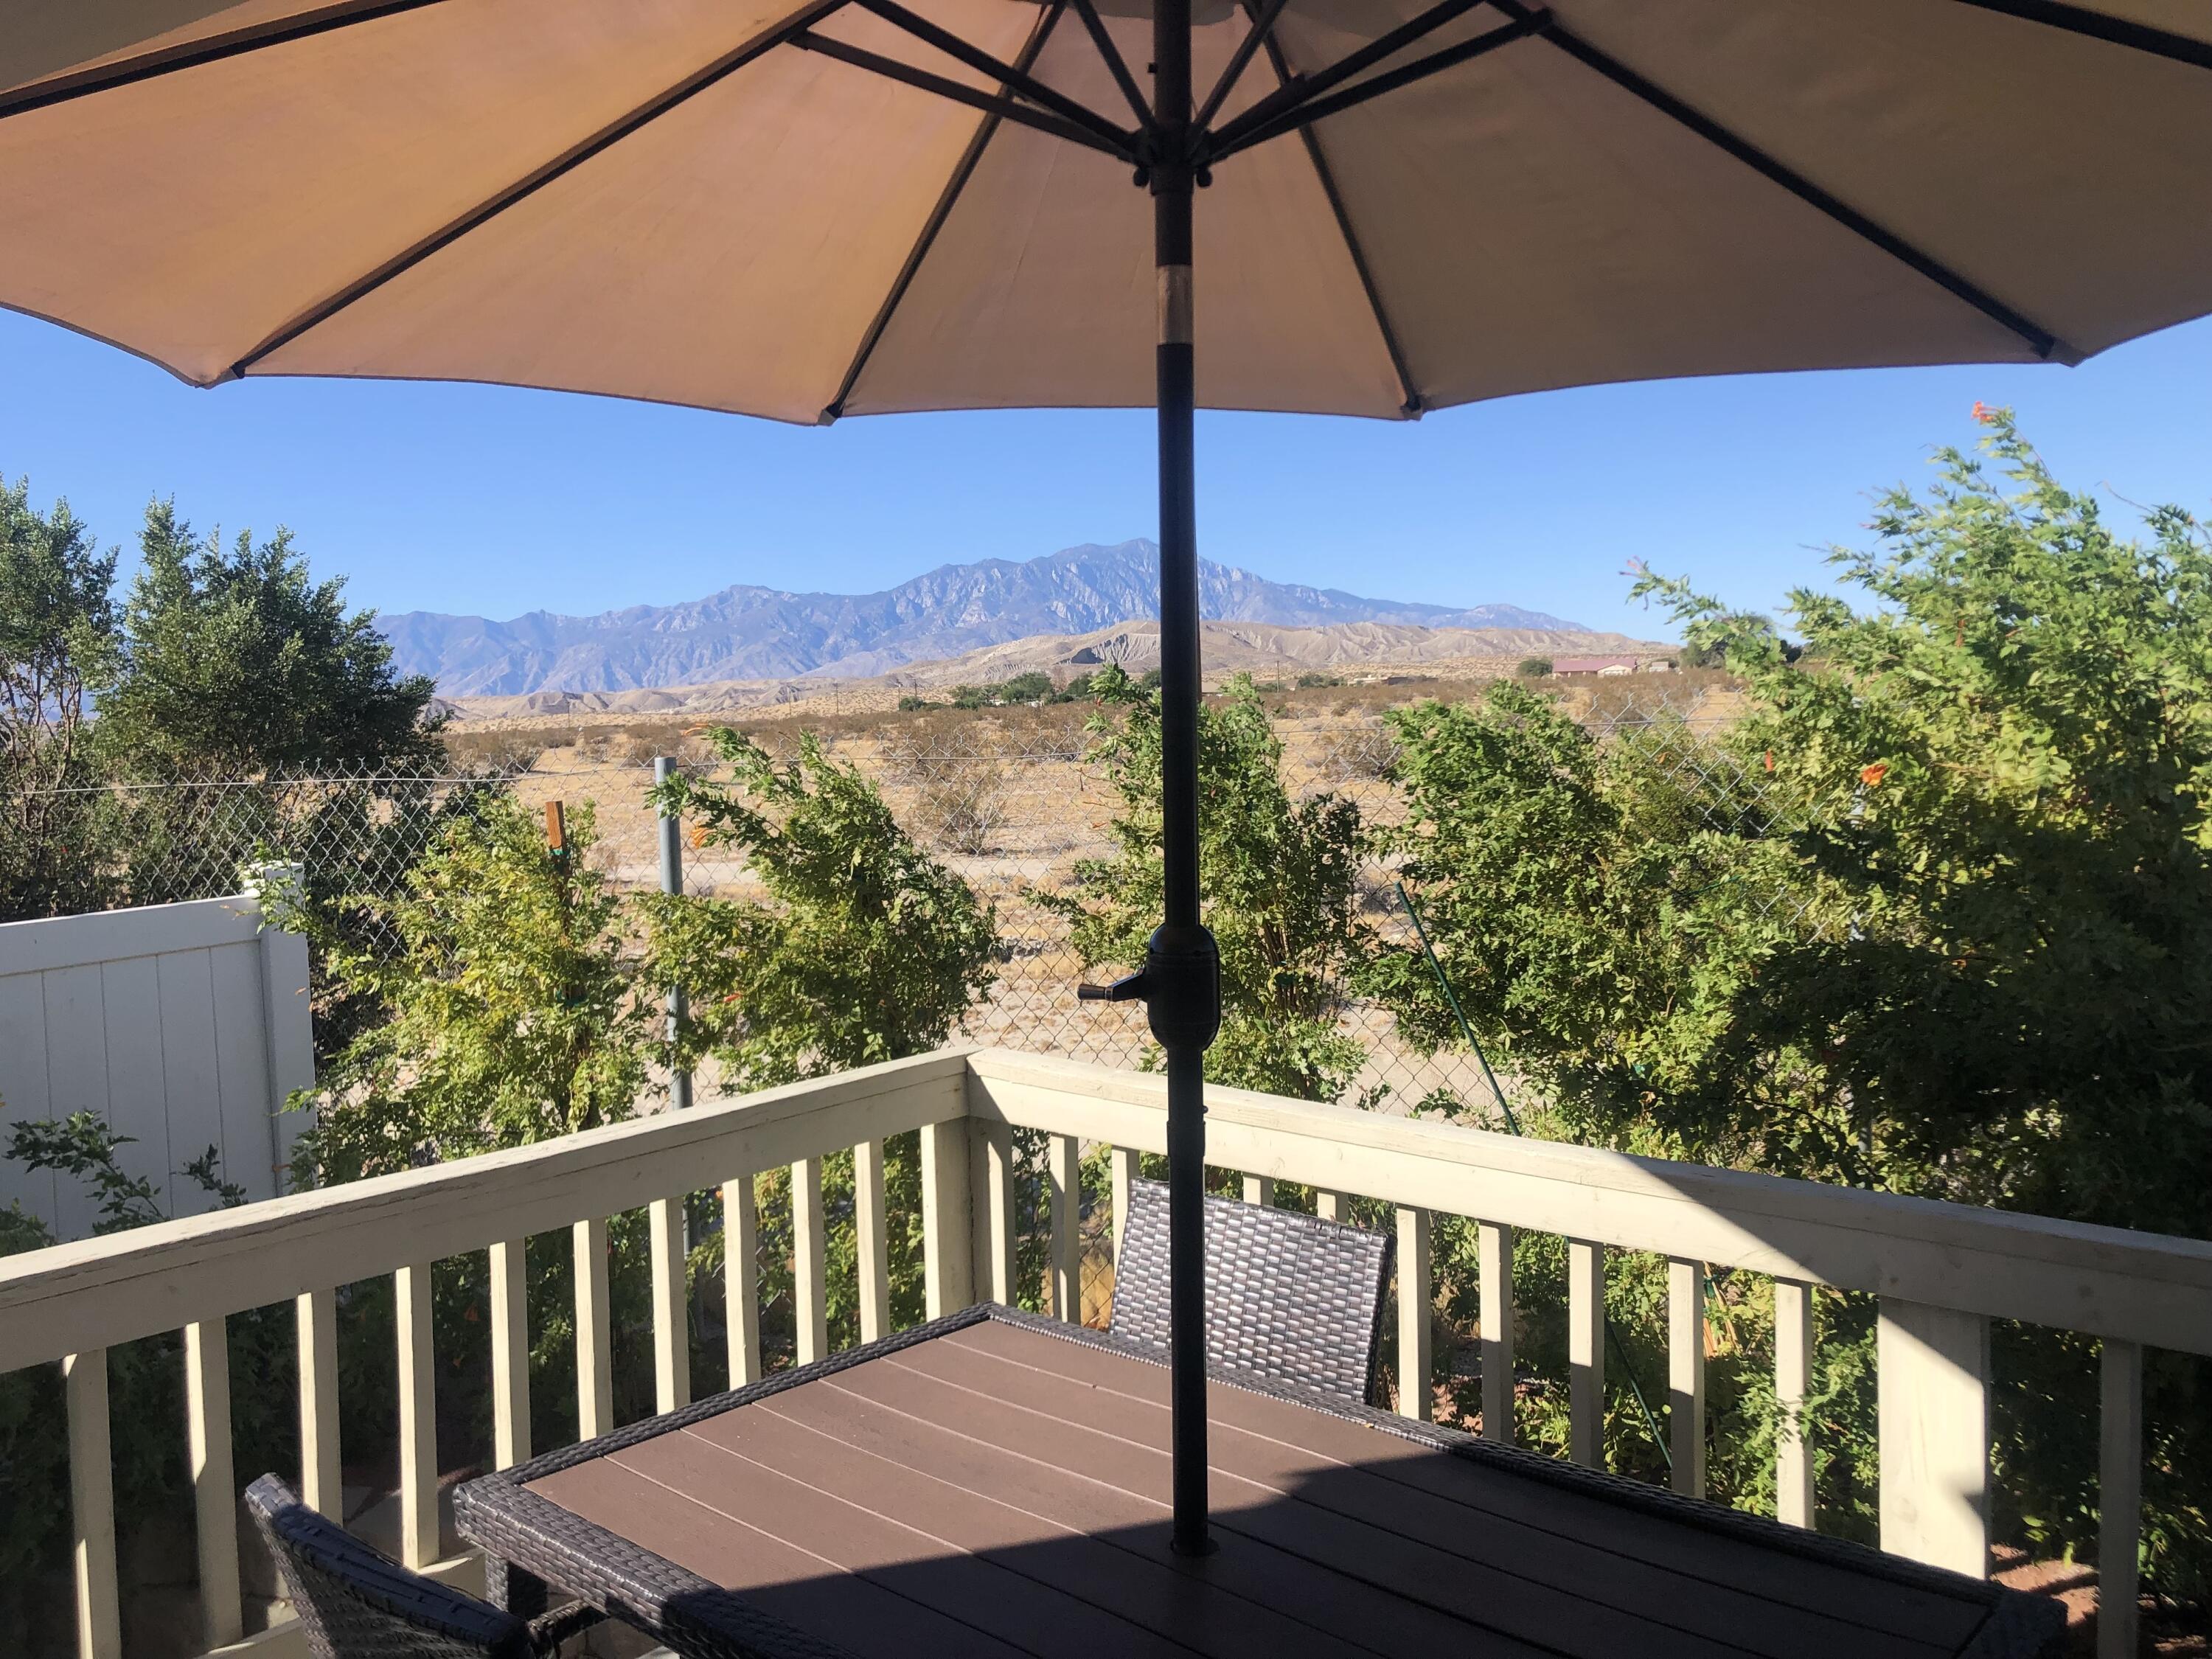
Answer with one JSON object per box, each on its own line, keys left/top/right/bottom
{"left": 245, "top": 1474, "right": 534, "bottom": 1659}
{"left": 1110, "top": 1178, "right": 1394, "bottom": 1406}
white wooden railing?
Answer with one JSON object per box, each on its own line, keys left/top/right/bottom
{"left": 3, "top": 1046, "right": 2208, "bottom": 1659}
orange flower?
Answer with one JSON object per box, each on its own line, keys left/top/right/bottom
{"left": 1860, "top": 762, "right": 1888, "bottom": 787}
{"left": 1763, "top": 750, "right": 1775, "bottom": 773}
{"left": 1971, "top": 400, "right": 1998, "bottom": 426}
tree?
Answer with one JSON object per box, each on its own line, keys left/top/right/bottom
{"left": 298, "top": 796, "right": 651, "bottom": 1183}
{"left": 643, "top": 728, "right": 998, "bottom": 1088}
{"left": 102, "top": 501, "right": 442, "bottom": 773}
{"left": 1377, "top": 412, "right": 2212, "bottom": 1589}
{"left": 0, "top": 476, "right": 125, "bottom": 919}
{"left": 1037, "top": 667, "right": 1374, "bottom": 1102}
{"left": 644, "top": 729, "right": 1001, "bottom": 1353}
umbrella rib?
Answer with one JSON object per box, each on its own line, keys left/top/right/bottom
{"left": 820, "top": 1, "right": 1071, "bottom": 422}
{"left": 1193, "top": 0, "right": 1293, "bottom": 134}
{"left": 1067, "top": 0, "right": 1156, "bottom": 130}
{"left": 1210, "top": 13, "right": 1545, "bottom": 161}
{"left": 1207, "top": 0, "right": 1492, "bottom": 157}
{"left": 1944, "top": 0, "right": 2212, "bottom": 72}
{"left": 0, "top": 0, "right": 456, "bottom": 121}
{"left": 224, "top": 0, "right": 850, "bottom": 379}
{"left": 1489, "top": 0, "right": 2070, "bottom": 361}
{"left": 1239, "top": 4, "right": 1426, "bottom": 417}
{"left": 850, "top": 0, "right": 1135, "bottom": 154}
{"left": 790, "top": 32, "right": 1128, "bottom": 159}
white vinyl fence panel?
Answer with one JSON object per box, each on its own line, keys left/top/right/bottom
{"left": 0, "top": 887, "right": 313, "bottom": 1239}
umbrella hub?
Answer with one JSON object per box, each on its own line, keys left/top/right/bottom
{"left": 1142, "top": 924, "right": 1223, "bottom": 1051}
{"left": 1077, "top": 926, "right": 1222, "bottom": 1053}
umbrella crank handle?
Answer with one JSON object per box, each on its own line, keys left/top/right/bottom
{"left": 1077, "top": 970, "right": 1149, "bottom": 1003}
{"left": 1079, "top": 928, "right": 1222, "bottom": 1046}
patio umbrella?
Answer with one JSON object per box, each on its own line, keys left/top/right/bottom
{"left": 7, "top": 0, "right": 2212, "bottom": 1555}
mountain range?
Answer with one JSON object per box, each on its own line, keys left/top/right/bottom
{"left": 380, "top": 540, "right": 1585, "bottom": 696}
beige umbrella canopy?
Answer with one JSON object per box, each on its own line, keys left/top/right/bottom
{"left": 10, "top": 0, "right": 2212, "bottom": 1559}
{"left": 6, "top": 0, "right": 2212, "bottom": 425}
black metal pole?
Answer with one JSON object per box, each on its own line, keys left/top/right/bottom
{"left": 1150, "top": 0, "right": 1220, "bottom": 1559}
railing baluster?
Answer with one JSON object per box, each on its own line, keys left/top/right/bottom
{"left": 1315, "top": 1189, "right": 1348, "bottom": 1223}
{"left": 184, "top": 1318, "right": 243, "bottom": 1646}
{"left": 573, "top": 1217, "right": 613, "bottom": 1439}
{"left": 1568, "top": 1239, "right": 1605, "bottom": 1467}
{"left": 971, "top": 1119, "right": 1017, "bottom": 1307}
{"left": 1667, "top": 1259, "right": 1706, "bottom": 1498}
{"left": 725, "top": 1175, "right": 762, "bottom": 1385}
{"left": 296, "top": 1288, "right": 341, "bottom": 1517}
{"left": 1396, "top": 1206, "right": 1432, "bottom": 1421}
{"left": 648, "top": 1196, "right": 691, "bottom": 1411}
{"left": 1774, "top": 1278, "right": 1814, "bottom": 1528}
{"left": 396, "top": 1263, "right": 437, "bottom": 1568}
{"left": 1479, "top": 1222, "right": 1514, "bottom": 1444}
{"left": 488, "top": 1239, "right": 531, "bottom": 1468}
{"left": 793, "top": 1156, "right": 828, "bottom": 1364}
{"left": 63, "top": 1348, "right": 120, "bottom": 1659}
{"left": 1048, "top": 1133, "right": 1081, "bottom": 1323}
{"left": 2098, "top": 1338, "right": 2143, "bottom": 1659}
{"left": 855, "top": 1140, "right": 890, "bottom": 1343}
{"left": 1877, "top": 1298, "right": 1991, "bottom": 1576}
{"left": 1110, "top": 1144, "right": 1138, "bottom": 1254}
{"left": 922, "top": 1119, "right": 976, "bottom": 1316}
{"left": 1242, "top": 1173, "right": 1273, "bottom": 1206}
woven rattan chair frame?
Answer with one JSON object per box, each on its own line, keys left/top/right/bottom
{"left": 246, "top": 1474, "right": 602, "bottom": 1658}
{"left": 1109, "top": 1176, "right": 1394, "bottom": 1406}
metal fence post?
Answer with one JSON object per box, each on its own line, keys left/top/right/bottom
{"left": 655, "top": 757, "right": 692, "bottom": 1113}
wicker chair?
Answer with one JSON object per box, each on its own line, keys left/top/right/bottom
{"left": 1110, "top": 1178, "right": 1395, "bottom": 1406}
{"left": 245, "top": 1474, "right": 605, "bottom": 1658}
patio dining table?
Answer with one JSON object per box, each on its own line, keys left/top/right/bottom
{"left": 453, "top": 1304, "right": 2056, "bottom": 1659}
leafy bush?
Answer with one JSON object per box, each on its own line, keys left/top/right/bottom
{"left": 1376, "top": 413, "right": 2212, "bottom": 1590}
{"left": 644, "top": 728, "right": 998, "bottom": 1089}
{"left": 1037, "top": 667, "right": 1374, "bottom": 1103}
{"left": 645, "top": 726, "right": 1002, "bottom": 1356}
{"left": 298, "top": 796, "right": 653, "bottom": 1180}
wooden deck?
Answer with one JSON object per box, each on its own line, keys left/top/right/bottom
{"left": 521, "top": 1316, "right": 2008, "bottom": 1658}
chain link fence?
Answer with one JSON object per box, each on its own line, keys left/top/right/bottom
{"left": 19, "top": 677, "right": 1761, "bottom": 1112}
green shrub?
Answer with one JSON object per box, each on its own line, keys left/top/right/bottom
{"left": 1374, "top": 414, "right": 2212, "bottom": 1590}
{"left": 1035, "top": 667, "right": 1373, "bottom": 1103}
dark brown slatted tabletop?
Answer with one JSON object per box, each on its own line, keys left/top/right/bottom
{"left": 453, "top": 1307, "right": 2054, "bottom": 1659}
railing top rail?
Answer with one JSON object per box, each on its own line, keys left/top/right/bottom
{"left": 966, "top": 1049, "right": 2212, "bottom": 1354}
{"left": 8, "top": 1046, "right": 2208, "bottom": 1371}
{"left": 0, "top": 1048, "right": 972, "bottom": 1372}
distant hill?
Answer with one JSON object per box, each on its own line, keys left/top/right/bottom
{"left": 381, "top": 539, "right": 1587, "bottom": 696}
{"left": 442, "top": 618, "right": 1666, "bottom": 724}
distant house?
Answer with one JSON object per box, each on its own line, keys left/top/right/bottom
{"left": 1554, "top": 655, "right": 1640, "bottom": 676}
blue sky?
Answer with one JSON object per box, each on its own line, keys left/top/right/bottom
{"left": 3, "top": 305, "right": 2210, "bottom": 641}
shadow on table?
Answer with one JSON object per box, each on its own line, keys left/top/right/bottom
{"left": 631, "top": 1450, "right": 2043, "bottom": 1659}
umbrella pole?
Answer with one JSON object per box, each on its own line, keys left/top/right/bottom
{"left": 1150, "top": 0, "right": 1220, "bottom": 1559}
